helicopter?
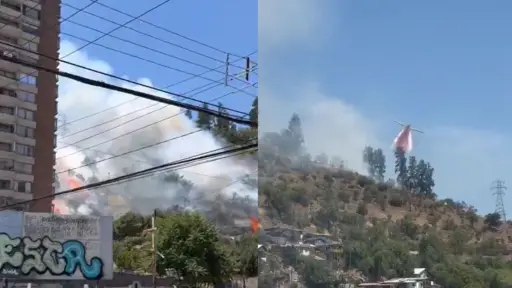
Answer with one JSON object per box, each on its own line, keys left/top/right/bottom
{"left": 392, "top": 120, "right": 423, "bottom": 153}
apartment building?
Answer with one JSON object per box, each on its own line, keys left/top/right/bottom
{"left": 0, "top": 0, "right": 59, "bottom": 212}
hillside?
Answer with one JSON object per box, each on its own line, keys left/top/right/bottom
{"left": 258, "top": 114, "right": 512, "bottom": 288}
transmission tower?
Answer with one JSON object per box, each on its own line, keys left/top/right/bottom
{"left": 492, "top": 180, "right": 507, "bottom": 222}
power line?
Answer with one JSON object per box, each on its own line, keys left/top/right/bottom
{"left": 0, "top": 0, "right": 180, "bottom": 103}
{"left": 4, "top": 8, "right": 258, "bottom": 98}
{"left": 60, "top": 0, "right": 173, "bottom": 60}
{"left": 56, "top": 70, "right": 257, "bottom": 144}
{"left": 55, "top": 54, "right": 254, "bottom": 130}
{"left": 62, "top": 2, "right": 251, "bottom": 72}
{"left": 0, "top": 53, "right": 257, "bottom": 127}
{"left": 57, "top": 129, "right": 202, "bottom": 175}
{"left": 57, "top": 140, "right": 232, "bottom": 181}
{"left": 55, "top": 81, "right": 257, "bottom": 170}
{"left": 5, "top": 5, "right": 257, "bottom": 98}
{"left": 70, "top": 141, "right": 257, "bottom": 193}
{"left": 55, "top": 30, "right": 257, "bottom": 98}
{"left": 0, "top": 142, "right": 258, "bottom": 210}
{"left": 94, "top": 1, "right": 255, "bottom": 62}
{"left": 0, "top": 37, "right": 251, "bottom": 116}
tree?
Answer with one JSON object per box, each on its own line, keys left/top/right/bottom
{"left": 363, "top": 146, "right": 386, "bottom": 181}
{"left": 484, "top": 213, "right": 502, "bottom": 230}
{"left": 185, "top": 109, "right": 193, "bottom": 120}
{"left": 196, "top": 103, "right": 213, "bottom": 130}
{"left": 157, "top": 212, "right": 234, "bottom": 286}
{"left": 363, "top": 146, "right": 376, "bottom": 178}
{"left": 235, "top": 233, "right": 258, "bottom": 287}
{"left": 405, "top": 156, "right": 417, "bottom": 191}
{"left": 215, "top": 102, "right": 230, "bottom": 132}
{"left": 249, "top": 97, "right": 257, "bottom": 123}
{"left": 394, "top": 149, "right": 407, "bottom": 186}
{"left": 373, "top": 148, "right": 386, "bottom": 182}
{"left": 281, "top": 113, "right": 304, "bottom": 156}
{"left": 415, "top": 160, "right": 435, "bottom": 198}
{"left": 114, "top": 212, "right": 149, "bottom": 239}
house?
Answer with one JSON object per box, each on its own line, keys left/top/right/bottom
{"left": 358, "top": 268, "right": 440, "bottom": 288}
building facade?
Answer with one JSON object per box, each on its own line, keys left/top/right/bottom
{"left": 0, "top": 0, "right": 59, "bottom": 212}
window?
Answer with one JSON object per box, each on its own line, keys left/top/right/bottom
{"left": 0, "top": 16, "right": 19, "bottom": 28}
{"left": 0, "top": 123, "right": 13, "bottom": 133}
{"left": 1, "top": 0, "right": 21, "bottom": 11}
{"left": 0, "top": 88, "right": 16, "bottom": 97}
{"left": 0, "top": 69, "right": 16, "bottom": 79}
{"left": 16, "top": 124, "right": 34, "bottom": 138}
{"left": 0, "top": 142, "right": 12, "bottom": 152}
{"left": 22, "top": 6, "right": 40, "bottom": 21}
{"left": 0, "top": 106, "right": 14, "bottom": 115}
{"left": 21, "top": 24, "right": 38, "bottom": 36}
{"left": 53, "top": 134, "right": 56, "bottom": 147}
{"left": 0, "top": 159, "right": 13, "bottom": 171}
{"left": 17, "top": 108, "right": 35, "bottom": 121}
{"left": 15, "top": 181, "right": 31, "bottom": 193}
{"left": 14, "top": 161, "right": 32, "bottom": 174}
{"left": 19, "top": 73, "right": 36, "bottom": 85}
{"left": 15, "top": 143, "right": 33, "bottom": 157}
{"left": 17, "top": 90, "right": 35, "bottom": 103}
{"left": 0, "top": 180, "right": 10, "bottom": 189}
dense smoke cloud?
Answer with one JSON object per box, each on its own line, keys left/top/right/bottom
{"left": 54, "top": 41, "right": 257, "bottom": 220}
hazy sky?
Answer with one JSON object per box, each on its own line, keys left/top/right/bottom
{"left": 260, "top": 0, "right": 512, "bottom": 215}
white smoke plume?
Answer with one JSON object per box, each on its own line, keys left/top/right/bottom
{"left": 54, "top": 41, "right": 257, "bottom": 219}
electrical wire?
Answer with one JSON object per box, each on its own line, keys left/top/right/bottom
{"left": 68, "top": 140, "right": 257, "bottom": 193}
{"left": 0, "top": 0, "right": 173, "bottom": 97}
{"left": 62, "top": 2, "right": 251, "bottom": 73}
{"left": 6, "top": 6, "right": 257, "bottom": 98}
{"left": 56, "top": 81, "right": 257, "bottom": 166}
{"left": 56, "top": 54, "right": 253, "bottom": 130}
{"left": 57, "top": 129, "right": 202, "bottom": 175}
{"left": 56, "top": 68, "right": 257, "bottom": 144}
{"left": 0, "top": 52, "right": 257, "bottom": 127}
{"left": 57, "top": 140, "right": 232, "bottom": 181}
{"left": 0, "top": 142, "right": 257, "bottom": 210}
{"left": 60, "top": 0, "right": 172, "bottom": 60}
{"left": 0, "top": 38, "right": 252, "bottom": 116}
{"left": 56, "top": 29, "right": 257, "bottom": 98}
{"left": 94, "top": 1, "right": 256, "bottom": 62}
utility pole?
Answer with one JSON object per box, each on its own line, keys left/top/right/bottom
{"left": 144, "top": 209, "right": 158, "bottom": 288}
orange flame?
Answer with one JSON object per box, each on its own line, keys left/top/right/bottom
{"left": 68, "top": 178, "right": 82, "bottom": 189}
{"left": 52, "top": 199, "right": 68, "bottom": 215}
{"left": 249, "top": 217, "right": 259, "bottom": 233}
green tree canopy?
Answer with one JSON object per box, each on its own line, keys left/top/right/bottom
{"left": 157, "top": 212, "right": 234, "bottom": 286}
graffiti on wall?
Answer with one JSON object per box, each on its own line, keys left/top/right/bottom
{"left": 0, "top": 233, "right": 103, "bottom": 280}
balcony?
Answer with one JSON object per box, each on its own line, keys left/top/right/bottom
{"left": 0, "top": 15, "right": 21, "bottom": 39}
{"left": 1, "top": 1, "right": 20, "bottom": 11}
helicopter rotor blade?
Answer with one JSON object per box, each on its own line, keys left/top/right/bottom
{"left": 394, "top": 120, "right": 406, "bottom": 127}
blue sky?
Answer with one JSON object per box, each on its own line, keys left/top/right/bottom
{"left": 260, "top": 0, "right": 512, "bottom": 215}
{"left": 60, "top": 0, "right": 257, "bottom": 116}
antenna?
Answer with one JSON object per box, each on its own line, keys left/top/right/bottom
{"left": 492, "top": 180, "right": 507, "bottom": 222}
